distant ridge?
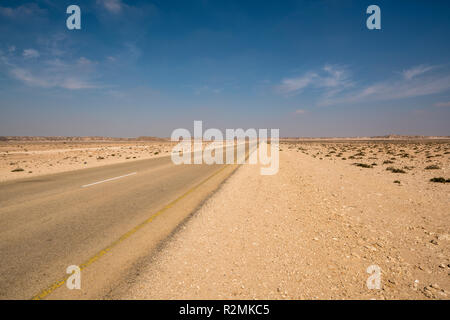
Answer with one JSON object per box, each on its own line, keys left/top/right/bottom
{"left": 0, "top": 136, "right": 169, "bottom": 142}
{"left": 369, "top": 134, "right": 442, "bottom": 139}
{"left": 135, "top": 136, "right": 169, "bottom": 142}
{"left": 281, "top": 135, "right": 450, "bottom": 140}
{"left": 1, "top": 135, "right": 449, "bottom": 142}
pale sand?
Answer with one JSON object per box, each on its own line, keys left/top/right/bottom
{"left": 121, "top": 141, "right": 449, "bottom": 299}
{"left": 0, "top": 141, "right": 176, "bottom": 182}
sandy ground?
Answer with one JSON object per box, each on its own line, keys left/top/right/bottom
{"left": 121, "top": 141, "right": 449, "bottom": 299}
{"left": 0, "top": 141, "right": 176, "bottom": 182}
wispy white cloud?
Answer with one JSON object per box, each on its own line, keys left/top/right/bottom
{"left": 402, "top": 64, "right": 435, "bottom": 80}
{"left": 277, "top": 73, "right": 317, "bottom": 94}
{"left": 124, "top": 42, "right": 141, "bottom": 60}
{"left": 10, "top": 67, "right": 98, "bottom": 90}
{"left": 60, "top": 78, "right": 98, "bottom": 90}
{"left": 1, "top": 45, "right": 101, "bottom": 90}
{"left": 0, "top": 3, "right": 46, "bottom": 18}
{"left": 434, "top": 101, "right": 450, "bottom": 107}
{"left": 295, "top": 109, "right": 307, "bottom": 114}
{"left": 77, "top": 57, "right": 96, "bottom": 66}
{"left": 193, "top": 85, "right": 223, "bottom": 95}
{"left": 319, "top": 72, "right": 450, "bottom": 107}
{"left": 276, "top": 64, "right": 450, "bottom": 108}
{"left": 22, "top": 49, "right": 40, "bottom": 59}
{"left": 97, "top": 0, "right": 123, "bottom": 14}
{"left": 276, "top": 65, "right": 352, "bottom": 96}
{"left": 10, "top": 68, "right": 50, "bottom": 88}
{"left": 38, "top": 33, "right": 68, "bottom": 57}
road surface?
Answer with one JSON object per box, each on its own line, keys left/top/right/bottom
{"left": 0, "top": 153, "right": 237, "bottom": 299}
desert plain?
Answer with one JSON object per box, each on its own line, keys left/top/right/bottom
{"left": 116, "top": 137, "right": 449, "bottom": 299}
{"left": 0, "top": 136, "right": 449, "bottom": 299}
{"left": 0, "top": 137, "right": 177, "bottom": 182}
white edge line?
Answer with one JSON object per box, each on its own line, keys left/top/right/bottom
{"left": 81, "top": 172, "right": 137, "bottom": 188}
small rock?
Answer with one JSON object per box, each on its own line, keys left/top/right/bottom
{"left": 431, "top": 283, "right": 440, "bottom": 290}
{"left": 436, "top": 234, "right": 449, "bottom": 241}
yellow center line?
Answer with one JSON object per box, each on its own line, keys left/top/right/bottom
{"left": 31, "top": 164, "right": 234, "bottom": 300}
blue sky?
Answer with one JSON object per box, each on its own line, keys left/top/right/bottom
{"left": 0, "top": 0, "right": 449, "bottom": 137}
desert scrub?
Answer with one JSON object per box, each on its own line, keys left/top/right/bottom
{"left": 11, "top": 168, "right": 25, "bottom": 172}
{"left": 386, "top": 167, "right": 406, "bottom": 174}
{"left": 394, "top": 180, "right": 401, "bottom": 184}
{"left": 425, "top": 165, "right": 440, "bottom": 170}
{"left": 383, "top": 160, "right": 394, "bottom": 164}
{"left": 353, "top": 163, "right": 373, "bottom": 168}
{"left": 429, "top": 177, "right": 449, "bottom": 183}
{"left": 400, "top": 153, "right": 410, "bottom": 158}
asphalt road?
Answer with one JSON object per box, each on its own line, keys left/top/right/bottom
{"left": 0, "top": 154, "right": 229, "bottom": 299}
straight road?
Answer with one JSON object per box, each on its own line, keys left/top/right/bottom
{"left": 0, "top": 154, "right": 231, "bottom": 299}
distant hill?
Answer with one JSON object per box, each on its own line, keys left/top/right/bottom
{"left": 1, "top": 135, "right": 448, "bottom": 142}
{"left": 281, "top": 135, "right": 450, "bottom": 140}
{"left": 0, "top": 136, "right": 169, "bottom": 142}
{"left": 135, "top": 136, "right": 169, "bottom": 141}
{"left": 369, "top": 134, "right": 448, "bottom": 139}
